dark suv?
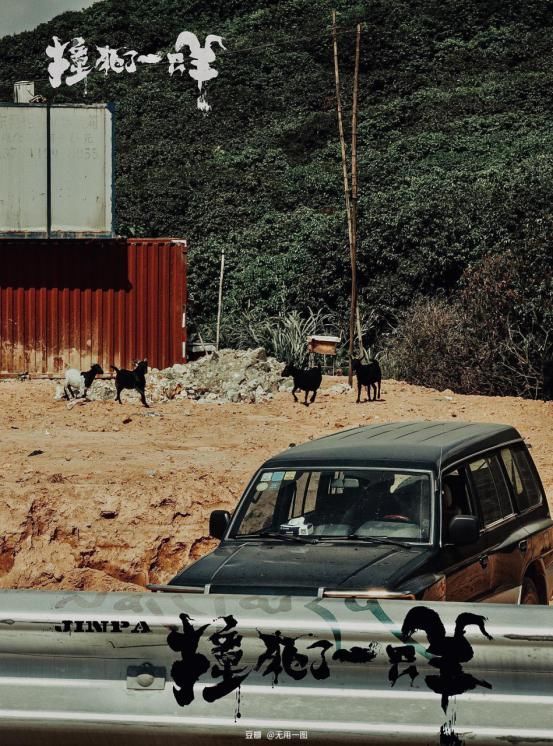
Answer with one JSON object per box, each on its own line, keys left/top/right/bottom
{"left": 165, "top": 421, "right": 553, "bottom": 604}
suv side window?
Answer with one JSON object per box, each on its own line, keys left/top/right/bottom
{"left": 468, "top": 454, "right": 514, "bottom": 527}
{"left": 500, "top": 446, "right": 543, "bottom": 511}
{"left": 442, "top": 467, "right": 474, "bottom": 539}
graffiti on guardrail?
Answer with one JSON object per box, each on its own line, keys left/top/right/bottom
{"left": 166, "top": 605, "right": 494, "bottom": 724}
{"left": 166, "top": 611, "right": 372, "bottom": 718}
{"left": 387, "top": 607, "right": 493, "bottom": 713}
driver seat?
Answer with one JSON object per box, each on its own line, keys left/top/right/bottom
{"left": 342, "top": 488, "right": 402, "bottom": 530}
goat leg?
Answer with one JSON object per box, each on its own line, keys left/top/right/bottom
{"left": 356, "top": 381, "right": 362, "bottom": 403}
{"left": 139, "top": 388, "right": 150, "bottom": 408}
{"left": 303, "top": 389, "right": 309, "bottom": 406}
{"left": 377, "top": 381, "right": 381, "bottom": 400}
{"left": 115, "top": 387, "right": 123, "bottom": 404}
{"left": 310, "top": 389, "right": 317, "bottom": 403}
{"left": 292, "top": 387, "right": 298, "bottom": 403}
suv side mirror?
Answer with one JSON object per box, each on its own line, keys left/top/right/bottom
{"left": 448, "top": 515, "right": 480, "bottom": 546}
{"left": 209, "top": 510, "right": 231, "bottom": 540}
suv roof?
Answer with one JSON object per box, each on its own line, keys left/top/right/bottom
{"left": 264, "top": 421, "right": 523, "bottom": 472}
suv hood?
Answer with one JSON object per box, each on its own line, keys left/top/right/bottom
{"left": 169, "top": 541, "right": 434, "bottom": 595}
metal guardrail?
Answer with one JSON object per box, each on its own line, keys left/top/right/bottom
{"left": 0, "top": 590, "right": 552, "bottom": 745}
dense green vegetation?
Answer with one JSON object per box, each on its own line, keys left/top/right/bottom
{"left": 1, "top": 0, "right": 551, "bottom": 393}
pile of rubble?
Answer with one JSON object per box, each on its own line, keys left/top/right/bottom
{"left": 56, "top": 349, "right": 289, "bottom": 405}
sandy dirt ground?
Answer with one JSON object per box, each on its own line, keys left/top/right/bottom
{"left": 0, "top": 377, "right": 551, "bottom": 591}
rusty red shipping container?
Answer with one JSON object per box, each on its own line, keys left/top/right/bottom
{"left": 0, "top": 237, "right": 187, "bottom": 376}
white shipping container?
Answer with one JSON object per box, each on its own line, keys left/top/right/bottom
{"left": 0, "top": 103, "right": 114, "bottom": 237}
{"left": 0, "top": 106, "right": 48, "bottom": 235}
{"left": 50, "top": 105, "right": 113, "bottom": 236}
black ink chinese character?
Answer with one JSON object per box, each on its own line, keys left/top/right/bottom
{"left": 386, "top": 643, "right": 419, "bottom": 686}
{"left": 399, "top": 607, "right": 493, "bottom": 712}
{"left": 167, "top": 613, "right": 210, "bottom": 705}
{"left": 203, "top": 614, "right": 250, "bottom": 712}
{"left": 306, "top": 639, "right": 333, "bottom": 680}
{"left": 332, "top": 642, "right": 379, "bottom": 664}
{"left": 255, "top": 630, "right": 308, "bottom": 684}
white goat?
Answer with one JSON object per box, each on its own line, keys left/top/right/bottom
{"left": 64, "top": 364, "right": 104, "bottom": 399}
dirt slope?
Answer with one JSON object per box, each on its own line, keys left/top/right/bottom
{"left": 1, "top": 377, "right": 551, "bottom": 591}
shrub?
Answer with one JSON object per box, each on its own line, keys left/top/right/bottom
{"left": 220, "top": 308, "right": 339, "bottom": 366}
{"left": 384, "top": 251, "right": 552, "bottom": 397}
{"left": 383, "top": 298, "right": 483, "bottom": 392}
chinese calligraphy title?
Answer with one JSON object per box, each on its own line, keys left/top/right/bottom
{"left": 167, "top": 605, "right": 494, "bottom": 720}
{"left": 46, "top": 32, "right": 225, "bottom": 112}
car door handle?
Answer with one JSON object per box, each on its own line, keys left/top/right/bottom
{"left": 518, "top": 539, "right": 528, "bottom": 553}
{"left": 479, "top": 555, "right": 489, "bottom": 569}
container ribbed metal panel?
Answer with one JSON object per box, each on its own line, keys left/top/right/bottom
{"left": 0, "top": 237, "right": 187, "bottom": 375}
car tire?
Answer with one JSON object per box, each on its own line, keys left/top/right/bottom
{"left": 520, "top": 576, "right": 541, "bottom": 605}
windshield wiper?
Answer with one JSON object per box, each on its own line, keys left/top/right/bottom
{"left": 239, "top": 530, "right": 320, "bottom": 545}
{"left": 345, "top": 534, "right": 414, "bottom": 549}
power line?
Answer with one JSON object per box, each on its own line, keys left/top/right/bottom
{"left": 221, "top": 24, "right": 368, "bottom": 54}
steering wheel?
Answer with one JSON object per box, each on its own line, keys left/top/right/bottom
{"left": 382, "top": 514, "right": 411, "bottom": 523}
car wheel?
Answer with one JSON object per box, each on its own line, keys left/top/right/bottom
{"left": 520, "top": 577, "right": 541, "bottom": 605}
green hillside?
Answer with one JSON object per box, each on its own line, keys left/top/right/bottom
{"left": 1, "top": 0, "right": 552, "bottom": 393}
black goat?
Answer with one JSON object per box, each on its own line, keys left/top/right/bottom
{"left": 352, "top": 358, "right": 381, "bottom": 403}
{"left": 543, "top": 358, "right": 553, "bottom": 401}
{"left": 282, "top": 363, "right": 322, "bottom": 406}
{"left": 110, "top": 359, "right": 149, "bottom": 407}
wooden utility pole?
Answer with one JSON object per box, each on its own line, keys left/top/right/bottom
{"left": 215, "top": 246, "right": 225, "bottom": 350}
{"left": 351, "top": 23, "right": 363, "bottom": 360}
{"left": 332, "top": 13, "right": 363, "bottom": 384}
{"left": 332, "top": 10, "right": 352, "bottom": 247}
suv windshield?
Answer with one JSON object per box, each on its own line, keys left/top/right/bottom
{"left": 233, "top": 468, "right": 432, "bottom": 542}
